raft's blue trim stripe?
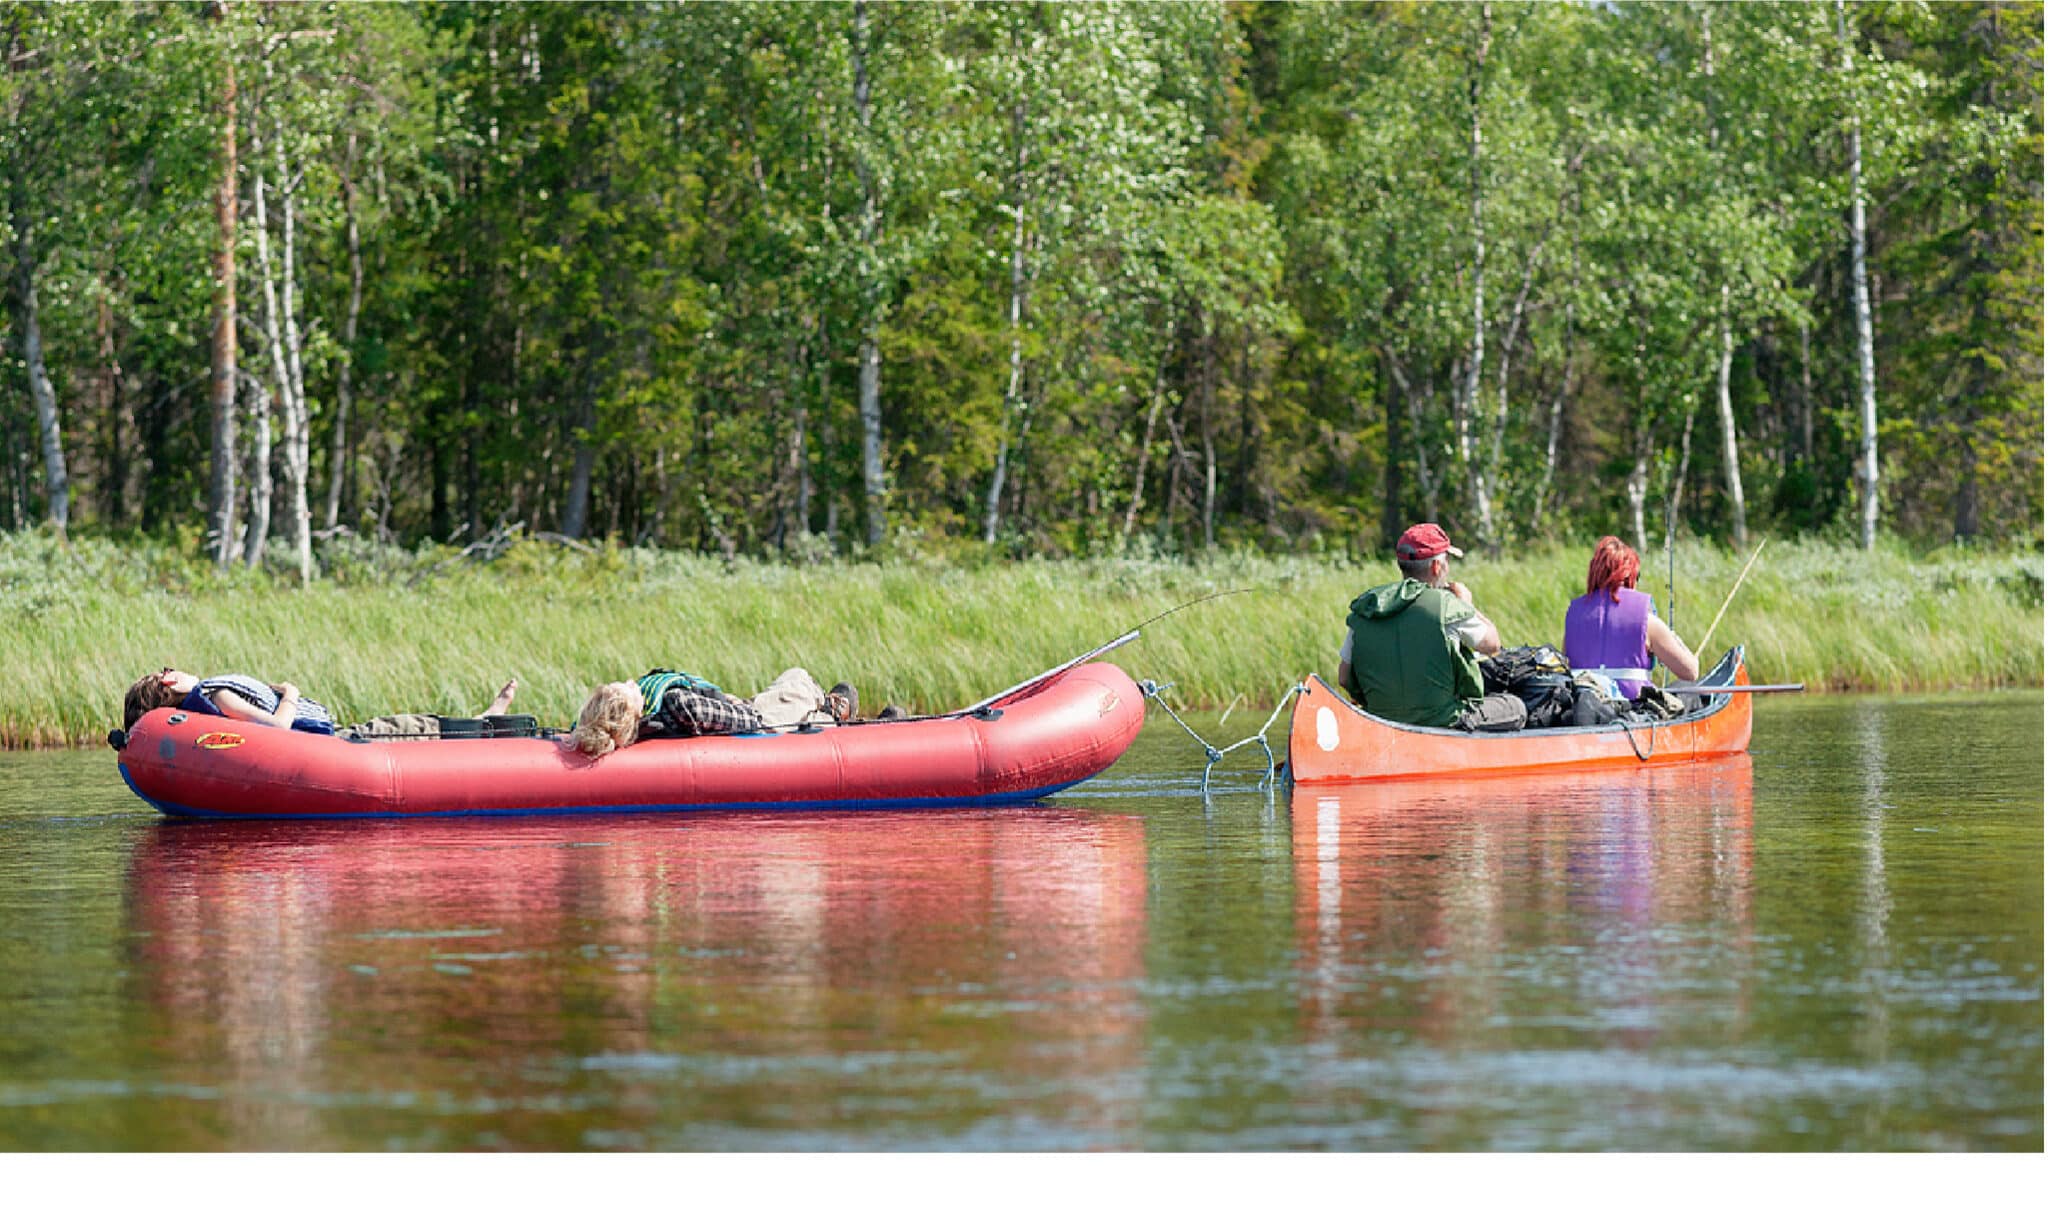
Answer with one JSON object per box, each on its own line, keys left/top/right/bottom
{"left": 119, "top": 760, "right": 1083, "bottom": 820}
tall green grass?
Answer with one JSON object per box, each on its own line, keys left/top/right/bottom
{"left": 1, "top": 530, "right": 2038, "bottom": 747}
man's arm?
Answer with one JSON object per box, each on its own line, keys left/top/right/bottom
{"left": 1442, "top": 581, "right": 1502, "bottom": 655}
{"left": 1336, "top": 628, "right": 1354, "bottom": 695}
{"left": 1466, "top": 614, "right": 1503, "bottom": 656}
{"left": 1448, "top": 609, "right": 1502, "bottom": 656}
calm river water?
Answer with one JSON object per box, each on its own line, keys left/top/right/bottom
{"left": 0, "top": 693, "right": 2038, "bottom": 1151}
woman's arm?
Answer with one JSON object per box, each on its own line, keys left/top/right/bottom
{"left": 211, "top": 684, "right": 301, "bottom": 729}
{"left": 1646, "top": 617, "right": 1700, "bottom": 682}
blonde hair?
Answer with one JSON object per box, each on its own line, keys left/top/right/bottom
{"left": 124, "top": 671, "right": 182, "bottom": 731}
{"left": 569, "top": 682, "right": 642, "bottom": 757}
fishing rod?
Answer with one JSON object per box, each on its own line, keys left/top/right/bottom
{"left": 954, "top": 587, "right": 1254, "bottom": 716}
{"left": 1695, "top": 537, "right": 1768, "bottom": 657}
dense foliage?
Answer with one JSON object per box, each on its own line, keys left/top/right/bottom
{"left": 1, "top": 1, "right": 2039, "bottom": 570}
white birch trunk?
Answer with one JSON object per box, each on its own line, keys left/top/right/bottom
{"left": 1704, "top": 9, "right": 1747, "bottom": 550}
{"left": 1479, "top": 238, "right": 1541, "bottom": 549}
{"left": 275, "top": 131, "right": 313, "bottom": 584}
{"left": 1716, "top": 298, "right": 1747, "bottom": 547}
{"left": 207, "top": 9, "right": 238, "bottom": 567}
{"left": 1799, "top": 315, "right": 1815, "bottom": 462}
{"left": 1532, "top": 297, "right": 1576, "bottom": 532}
{"left": 1198, "top": 328, "right": 1219, "bottom": 549}
{"left": 1840, "top": 0, "right": 1881, "bottom": 549}
{"left": 786, "top": 349, "right": 810, "bottom": 542}
{"left": 982, "top": 98, "right": 1032, "bottom": 545}
{"left": 241, "top": 373, "right": 274, "bottom": 566}
{"left": 1460, "top": 2, "right": 1494, "bottom": 542}
{"left": 851, "top": 0, "right": 886, "bottom": 547}
{"left": 247, "top": 147, "right": 285, "bottom": 568}
{"left": 1626, "top": 432, "right": 1650, "bottom": 557}
{"left": 1625, "top": 322, "right": 1653, "bottom": 555}
{"left": 9, "top": 218, "right": 68, "bottom": 535}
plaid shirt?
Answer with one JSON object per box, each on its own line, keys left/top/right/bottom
{"left": 640, "top": 687, "right": 765, "bottom": 739}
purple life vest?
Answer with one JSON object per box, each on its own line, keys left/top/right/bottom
{"left": 1564, "top": 588, "right": 1655, "bottom": 699}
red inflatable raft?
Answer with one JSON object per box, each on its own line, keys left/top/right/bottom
{"left": 115, "top": 662, "right": 1145, "bottom": 819}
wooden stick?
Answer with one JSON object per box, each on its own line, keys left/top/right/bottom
{"left": 1696, "top": 538, "right": 1768, "bottom": 656}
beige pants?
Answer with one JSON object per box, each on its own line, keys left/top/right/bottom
{"left": 749, "top": 668, "right": 835, "bottom": 731}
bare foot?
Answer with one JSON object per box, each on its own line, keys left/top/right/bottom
{"left": 482, "top": 677, "right": 518, "bottom": 717}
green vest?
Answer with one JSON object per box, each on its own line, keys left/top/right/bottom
{"left": 636, "top": 670, "right": 721, "bottom": 716}
{"left": 1343, "top": 580, "right": 1486, "bottom": 727}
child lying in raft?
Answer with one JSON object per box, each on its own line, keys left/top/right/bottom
{"left": 123, "top": 668, "right": 522, "bottom": 740}
{"left": 568, "top": 668, "right": 883, "bottom": 757}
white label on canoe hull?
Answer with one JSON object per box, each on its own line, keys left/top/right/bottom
{"left": 1315, "top": 706, "right": 1339, "bottom": 752}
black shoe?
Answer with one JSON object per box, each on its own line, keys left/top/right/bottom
{"left": 827, "top": 682, "right": 859, "bottom": 723}
{"left": 876, "top": 703, "right": 907, "bottom": 722}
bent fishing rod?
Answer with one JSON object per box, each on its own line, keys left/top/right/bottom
{"left": 1663, "top": 538, "right": 1803, "bottom": 694}
{"left": 954, "top": 587, "right": 1254, "bottom": 715}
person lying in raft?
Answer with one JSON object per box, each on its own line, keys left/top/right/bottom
{"left": 122, "top": 669, "right": 522, "bottom": 741}
{"left": 1334, "top": 522, "right": 1528, "bottom": 732}
{"left": 1563, "top": 535, "right": 1701, "bottom": 714}
{"left": 567, "top": 668, "right": 864, "bottom": 757}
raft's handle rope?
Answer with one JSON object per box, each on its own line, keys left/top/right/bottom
{"left": 1140, "top": 679, "right": 1305, "bottom": 792}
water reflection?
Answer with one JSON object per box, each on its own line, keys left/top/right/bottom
{"left": 123, "top": 809, "right": 1148, "bottom": 1150}
{"left": 1290, "top": 757, "right": 1756, "bottom": 1049}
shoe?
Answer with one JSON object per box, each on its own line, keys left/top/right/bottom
{"left": 876, "top": 704, "right": 907, "bottom": 722}
{"left": 827, "top": 682, "right": 859, "bottom": 724}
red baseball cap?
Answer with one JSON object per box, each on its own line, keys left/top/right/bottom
{"left": 1395, "top": 523, "right": 1463, "bottom": 561}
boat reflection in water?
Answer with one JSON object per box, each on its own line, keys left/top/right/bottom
{"left": 1291, "top": 756, "right": 1755, "bottom": 1059}
{"left": 123, "top": 808, "right": 1148, "bottom": 1150}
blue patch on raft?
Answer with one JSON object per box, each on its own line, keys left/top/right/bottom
{"left": 119, "top": 760, "right": 1082, "bottom": 820}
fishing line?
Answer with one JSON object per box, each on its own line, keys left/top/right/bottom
{"left": 1124, "top": 586, "right": 1255, "bottom": 636}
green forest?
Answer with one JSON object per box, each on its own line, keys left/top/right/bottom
{"left": 1, "top": 1, "right": 2040, "bottom": 578}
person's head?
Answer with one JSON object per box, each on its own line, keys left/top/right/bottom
{"left": 1586, "top": 535, "right": 1641, "bottom": 602}
{"left": 568, "top": 682, "right": 642, "bottom": 757}
{"left": 1394, "top": 523, "right": 1463, "bottom": 587}
{"left": 123, "top": 668, "right": 196, "bottom": 730}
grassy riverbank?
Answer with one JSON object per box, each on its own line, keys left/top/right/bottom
{"left": 1, "top": 530, "right": 2038, "bottom": 747}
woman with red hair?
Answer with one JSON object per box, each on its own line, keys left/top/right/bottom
{"left": 1562, "top": 536, "right": 1699, "bottom": 699}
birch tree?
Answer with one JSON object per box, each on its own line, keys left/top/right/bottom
{"left": 0, "top": 3, "right": 98, "bottom": 537}
{"left": 1839, "top": 0, "right": 1882, "bottom": 550}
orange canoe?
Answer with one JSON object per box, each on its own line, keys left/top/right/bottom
{"left": 1287, "top": 646, "right": 1752, "bottom": 784}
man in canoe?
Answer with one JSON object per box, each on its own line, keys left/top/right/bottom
{"left": 1334, "top": 523, "right": 1528, "bottom": 732}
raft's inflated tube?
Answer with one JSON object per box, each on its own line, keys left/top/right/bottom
{"left": 117, "top": 662, "right": 1146, "bottom": 819}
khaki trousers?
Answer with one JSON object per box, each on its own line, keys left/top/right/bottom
{"left": 749, "top": 668, "right": 835, "bottom": 731}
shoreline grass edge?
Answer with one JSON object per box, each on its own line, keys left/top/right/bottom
{"left": 3, "top": 532, "right": 2039, "bottom": 749}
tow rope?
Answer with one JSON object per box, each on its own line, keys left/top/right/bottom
{"left": 1140, "top": 679, "right": 1305, "bottom": 792}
